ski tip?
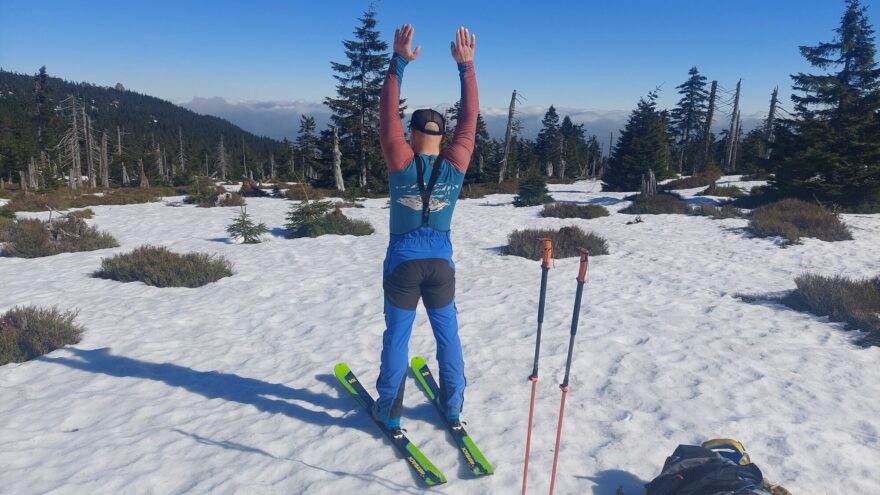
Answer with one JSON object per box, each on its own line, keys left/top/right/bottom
{"left": 334, "top": 362, "right": 351, "bottom": 377}
{"left": 410, "top": 355, "right": 427, "bottom": 369}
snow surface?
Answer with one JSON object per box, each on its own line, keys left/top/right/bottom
{"left": 2, "top": 178, "right": 880, "bottom": 494}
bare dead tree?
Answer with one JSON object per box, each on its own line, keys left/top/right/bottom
{"left": 498, "top": 89, "right": 522, "bottom": 183}
{"left": 558, "top": 137, "right": 566, "bottom": 179}
{"left": 332, "top": 126, "right": 345, "bottom": 192}
{"left": 725, "top": 79, "right": 742, "bottom": 171}
{"left": 20, "top": 170, "right": 29, "bottom": 195}
{"left": 28, "top": 157, "right": 38, "bottom": 189}
{"left": 764, "top": 87, "right": 778, "bottom": 159}
{"left": 122, "top": 162, "right": 131, "bottom": 186}
{"left": 138, "top": 158, "right": 150, "bottom": 188}
{"left": 269, "top": 153, "right": 276, "bottom": 179}
{"left": 100, "top": 131, "right": 110, "bottom": 187}
{"left": 701, "top": 80, "right": 718, "bottom": 172}
{"left": 82, "top": 106, "right": 96, "bottom": 188}
{"left": 177, "top": 126, "right": 186, "bottom": 173}
{"left": 641, "top": 169, "right": 657, "bottom": 197}
{"left": 217, "top": 135, "right": 229, "bottom": 181}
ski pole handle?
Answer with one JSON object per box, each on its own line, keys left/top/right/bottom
{"left": 538, "top": 238, "right": 553, "bottom": 269}
{"left": 576, "top": 248, "right": 589, "bottom": 283}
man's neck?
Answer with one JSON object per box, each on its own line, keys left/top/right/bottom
{"left": 412, "top": 144, "right": 441, "bottom": 156}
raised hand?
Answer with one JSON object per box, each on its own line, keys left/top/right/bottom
{"left": 450, "top": 26, "right": 476, "bottom": 64}
{"left": 393, "top": 24, "right": 421, "bottom": 62}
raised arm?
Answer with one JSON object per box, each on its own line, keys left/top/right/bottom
{"left": 441, "top": 27, "right": 479, "bottom": 173}
{"left": 380, "top": 24, "right": 420, "bottom": 173}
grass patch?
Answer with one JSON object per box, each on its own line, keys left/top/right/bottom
{"left": 285, "top": 200, "right": 375, "bottom": 238}
{"left": 285, "top": 184, "right": 331, "bottom": 201}
{"left": 782, "top": 274, "right": 880, "bottom": 345}
{"left": 0, "top": 306, "right": 85, "bottom": 365}
{"left": 506, "top": 226, "right": 609, "bottom": 260}
{"left": 1, "top": 216, "right": 118, "bottom": 258}
{"left": 94, "top": 245, "right": 234, "bottom": 288}
{"left": 661, "top": 170, "right": 722, "bottom": 190}
{"left": 691, "top": 204, "right": 741, "bottom": 219}
{"left": 620, "top": 193, "right": 690, "bottom": 214}
{"left": 541, "top": 203, "right": 610, "bottom": 219}
{"left": 66, "top": 208, "right": 94, "bottom": 219}
{"left": 699, "top": 184, "right": 745, "bottom": 198}
{"left": 4, "top": 188, "right": 166, "bottom": 212}
{"left": 459, "top": 181, "right": 519, "bottom": 200}
{"left": 747, "top": 199, "right": 852, "bottom": 244}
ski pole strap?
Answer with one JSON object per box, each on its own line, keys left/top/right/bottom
{"left": 576, "top": 247, "right": 589, "bottom": 283}
{"left": 538, "top": 238, "right": 553, "bottom": 268}
{"left": 415, "top": 154, "right": 442, "bottom": 225}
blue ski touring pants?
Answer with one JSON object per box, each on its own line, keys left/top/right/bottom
{"left": 375, "top": 226, "right": 466, "bottom": 424}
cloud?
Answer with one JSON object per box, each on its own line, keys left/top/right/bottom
{"left": 178, "top": 97, "right": 764, "bottom": 147}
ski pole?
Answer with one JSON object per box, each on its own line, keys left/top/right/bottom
{"left": 548, "top": 248, "right": 589, "bottom": 495}
{"left": 521, "top": 238, "right": 552, "bottom": 495}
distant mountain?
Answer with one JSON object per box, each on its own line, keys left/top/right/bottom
{"left": 180, "top": 97, "right": 765, "bottom": 150}
{"left": 0, "top": 69, "right": 282, "bottom": 177}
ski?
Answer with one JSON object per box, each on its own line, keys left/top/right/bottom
{"left": 410, "top": 356, "right": 495, "bottom": 476}
{"left": 333, "top": 363, "right": 447, "bottom": 486}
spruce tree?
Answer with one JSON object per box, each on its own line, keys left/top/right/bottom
{"left": 603, "top": 91, "right": 671, "bottom": 192}
{"left": 670, "top": 67, "right": 709, "bottom": 174}
{"left": 772, "top": 0, "right": 880, "bottom": 211}
{"left": 227, "top": 206, "right": 268, "bottom": 244}
{"left": 446, "top": 101, "right": 491, "bottom": 183}
{"left": 513, "top": 168, "right": 552, "bottom": 206}
{"left": 536, "top": 105, "right": 562, "bottom": 176}
{"left": 296, "top": 115, "right": 321, "bottom": 181}
{"left": 560, "top": 116, "right": 588, "bottom": 179}
{"left": 324, "top": 5, "right": 389, "bottom": 190}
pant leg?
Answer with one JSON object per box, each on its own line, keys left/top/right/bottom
{"left": 421, "top": 259, "right": 466, "bottom": 418}
{"left": 376, "top": 260, "right": 423, "bottom": 422}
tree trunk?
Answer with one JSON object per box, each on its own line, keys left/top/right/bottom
{"left": 122, "top": 163, "right": 131, "bottom": 186}
{"left": 702, "top": 80, "right": 718, "bottom": 171}
{"left": 139, "top": 159, "right": 150, "bottom": 189}
{"left": 725, "top": 80, "right": 742, "bottom": 171}
{"left": 20, "top": 170, "right": 29, "bottom": 195}
{"left": 332, "top": 127, "right": 345, "bottom": 192}
{"left": 100, "top": 131, "right": 110, "bottom": 187}
{"left": 499, "top": 90, "right": 517, "bottom": 183}
{"left": 83, "top": 107, "right": 96, "bottom": 188}
{"left": 764, "top": 87, "right": 778, "bottom": 159}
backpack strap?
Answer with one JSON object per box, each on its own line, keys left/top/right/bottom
{"left": 414, "top": 154, "right": 442, "bottom": 225}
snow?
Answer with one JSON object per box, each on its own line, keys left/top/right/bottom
{"left": 2, "top": 177, "right": 879, "bottom": 494}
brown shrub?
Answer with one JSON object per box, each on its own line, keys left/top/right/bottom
{"left": 0, "top": 306, "right": 85, "bottom": 365}
{"left": 747, "top": 199, "right": 852, "bottom": 244}
{"left": 782, "top": 273, "right": 880, "bottom": 345}
{"left": 2, "top": 216, "right": 118, "bottom": 258}
{"left": 6, "top": 188, "right": 163, "bottom": 212}
{"left": 620, "top": 193, "right": 690, "bottom": 215}
{"left": 690, "top": 204, "right": 741, "bottom": 219}
{"left": 458, "top": 181, "right": 519, "bottom": 199}
{"left": 541, "top": 203, "right": 610, "bottom": 219}
{"left": 660, "top": 170, "right": 723, "bottom": 190}
{"left": 285, "top": 184, "right": 330, "bottom": 201}
{"left": 506, "top": 226, "right": 609, "bottom": 260}
{"left": 699, "top": 184, "right": 744, "bottom": 198}
{"left": 94, "top": 245, "right": 234, "bottom": 288}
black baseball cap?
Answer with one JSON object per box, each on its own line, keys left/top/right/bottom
{"left": 409, "top": 109, "right": 445, "bottom": 136}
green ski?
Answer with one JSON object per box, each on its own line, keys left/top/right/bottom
{"left": 410, "top": 356, "right": 495, "bottom": 476}
{"left": 334, "top": 363, "right": 447, "bottom": 486}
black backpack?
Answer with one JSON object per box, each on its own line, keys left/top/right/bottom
{"left": 645, "top": 445, "right": 768, "bottom": 495}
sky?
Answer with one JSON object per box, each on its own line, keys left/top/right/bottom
{"left": 1, "top": 0, "right": 877, "bottom": 140}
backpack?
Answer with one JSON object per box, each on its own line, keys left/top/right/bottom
{"left": 645, "top": 443, "right": 770, "bottom": 495}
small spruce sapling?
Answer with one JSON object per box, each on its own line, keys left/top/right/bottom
{"left": 227, "top": 206, "right": 267, "bottom": 244}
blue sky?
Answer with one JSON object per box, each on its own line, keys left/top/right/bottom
{"left": 1, "top": 0, "right": 877, "bottom": 137}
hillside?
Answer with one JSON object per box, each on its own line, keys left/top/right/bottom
{"left": 0, "top": 68, "right": 282, "bottom": 179}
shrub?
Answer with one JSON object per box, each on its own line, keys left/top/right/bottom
{"left": 0, "top": 306, "right": 85, "bottom": 365}
{"left": 66, "top": 208, "right": 94, "bottom": 219}
{"left": 513, "top": 173, "right": 552, "bottom": 207}
{"left": 731, "top": 186, "right": 779, "bottom": 209}
{"left": 747, "top": 199, "right": 852, "bottom": 244}
{"left": 691, "top": 204, "right": 741, "bottom": 219}
{"left": 506, "top": 226, "right": 609, "bottom": 259}
{"left": 459, "top": 181, "right": 519, "bottom": 199}
{"left": 239, "top": 178, "right": 272, "bottom": 197}
{"left": 285, "top": 184, "right": 330, "bottom": 201}
{"left": 699, "top": 184, "right": 745, "bottom": 198}
{"left": 226, "top": 207, "right": 268, "bottom": 244}
{"left": 620, "top": 193, "right": 689, "bottom": 214}
{"left": 541, "top": 203, "right": 610, "bottom": 219}
{"left": 782, "top": 273, "right": 880, "bottom": 344}
{"left": 5, "top": 188, "right": 163, "bottom": 212}
{"left": 94, "top": 245, "right": 234, "bottom": 288}
{"left": 1, "top": 216, "right": 118, "bottom": 258}
{"left": 285, "top": 200, "right": 375, "bottom": 238}
{"left": 661, "top": 170, "right": 722, "bottom": 190}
